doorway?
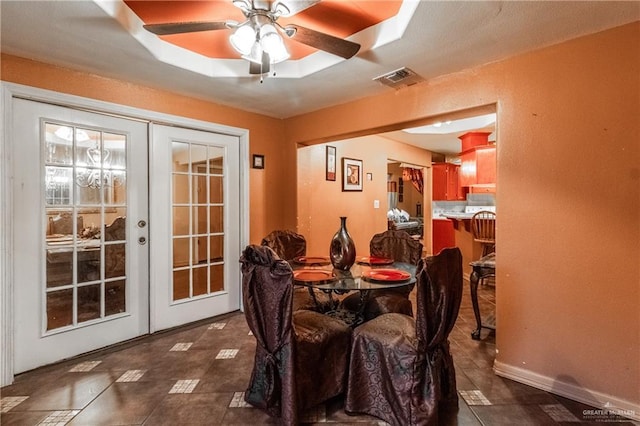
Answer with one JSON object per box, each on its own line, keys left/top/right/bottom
{"left": 149, "top": 125, "right": 241, "bottom": 331}
{"left": 6, "top": 92, "right": 246, "bottom": 377}
{"left": 12, "top": 98, "right": 150, "bottom": 373}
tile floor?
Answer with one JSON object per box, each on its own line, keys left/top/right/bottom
{"left": 2, "top": 281, "right": 637, "bottom": 425}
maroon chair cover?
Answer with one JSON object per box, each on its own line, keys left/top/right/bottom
{"left": 342, "top": 229, "right": 423, "bottom": 320}
{"left": 370, "top": 229, "right": 423, "bottom": 267}
{"left": 345, "top": 247, "right": 463, "bottom": 426}
{"left": 261, "top": 229, "right": 307, "bottom": 261}
{"left": 240, "top": 245, "right": 352, "bottom": 425}
{"left": 261, "top": 229, "right": 332, "bottom": 312}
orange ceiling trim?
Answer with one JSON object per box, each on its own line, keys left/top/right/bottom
{"left": 125, "top": 0, "right": 402, "bottom": 60}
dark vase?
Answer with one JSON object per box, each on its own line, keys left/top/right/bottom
{"left": 329, "top": 217, "right": 356, "bottom": 270}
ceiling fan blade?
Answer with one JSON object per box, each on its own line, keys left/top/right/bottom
{"left": 272, "top": 0, "right": 321, "bottom": 17}
{"left": 249, "top": 52, "right": 271, "bottom": 75}
{"left": 143, "top": 21, "right": 229, "bottom": 36}
{"left": 284, "top": 24, "right": 360, "bottom": 59}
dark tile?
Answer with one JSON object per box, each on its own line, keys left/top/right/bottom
{"left": 0, "top": 410, "right": 51, "bottom": 425}
{"left": 141, "top": 349, "right": 217, "bottom": 381}
{"left": 470, "top": 404, "right": 558, "bottom": 425}
{"left": 197, "top": 355, "right": 255, "bottom": 392}
{"left": 462, "top": 369, "right": 557, "bottom": 406}
{"left": 143, "top": 392, "right": 232, "bottom": 425}
{"left": 438, "top": 396, "right": 483, "bottom": 426}
{"left": 10, "top": 371, "right": 115, "bottom": 411}
{"left": 67, "top": 381, "right": 173, "bottom": 425}
{"left": 94, "top": 342, "right": 163, "bottom": 371}
{"left": 219, "top": 406, "right": 279, "bottom": 424}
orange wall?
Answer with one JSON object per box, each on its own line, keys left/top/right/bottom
{"left": 287, "top": 23, "right": 640, "bottom": 409}
{"left": 297, "top": 135, "right": 431, "bottom": 256}
{"left": 0, "top": 53, "right": 297, "bottom": 243}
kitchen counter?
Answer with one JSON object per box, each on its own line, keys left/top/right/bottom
{"left": 441, "top": 212, "right": 475, "bottom": 220}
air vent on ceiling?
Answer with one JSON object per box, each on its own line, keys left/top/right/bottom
{"left": 373, "top": 67, "right": 425, "bottom": 89}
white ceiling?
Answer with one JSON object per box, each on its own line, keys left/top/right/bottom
{"left": 1, "top": 1, "right": 638, "bottom": 154}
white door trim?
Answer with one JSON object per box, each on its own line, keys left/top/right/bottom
{"left": 0, "top": 82, "right": 250, "bottom": 386}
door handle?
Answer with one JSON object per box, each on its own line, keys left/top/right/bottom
{"left": 138, "top": 236, "right": 147, "bottom": 245}
{"left": 138, "top": 220, "right": 147, "bottom": 228}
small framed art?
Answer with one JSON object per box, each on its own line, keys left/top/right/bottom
{"left": 252, "top": 154, "right": 264, "bottom": 169}
{"left": 326, "top": 146, "right": 336, "bottom": 181}
{"left": 342, "top": 157, "right": 363, "bottom": 191}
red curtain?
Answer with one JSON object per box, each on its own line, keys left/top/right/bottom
{"left": 402, "top": 168, "right": 423, "bottom": 194}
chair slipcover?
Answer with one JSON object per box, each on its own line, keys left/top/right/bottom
{"left": 370, "top": 229, "right": 423, "bottom": 268}
{"left": 345, "top": 247, "right": 463, "bottom": 426}
{"left": 261, "top": 229, "right": 332, "bottom": 312}
{"left": 260, "top": 229, "right": 307, "bottom": 261}
{"left": 241, "top": 245, "right": 352, "bottom": 425}
{"left": 342, "top": 229, "right": 423, "bottom": 320}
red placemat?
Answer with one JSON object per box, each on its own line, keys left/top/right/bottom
{"left": 293, "top": 269, "right": 336, "bottom": 284}
{"left": 356, "top": 256, "right": 394, "bottom": 266}
{"left": 362, "top": 268, "right": 411, "bottom": 282}
{"left": 292, "top": 256, "right": 331, "bottom": 266}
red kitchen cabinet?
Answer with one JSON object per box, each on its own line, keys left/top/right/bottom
{"left": 459, "top": 145, "right": 496, "bottom": 187}
{"left": 432, "top": 163, "right": 461, "bottom": 200}
{"left": 432, "top": 219, "right": 455, "bottom": 255}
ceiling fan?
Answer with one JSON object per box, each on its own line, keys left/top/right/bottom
{"left": 143, "top": 0, "right": 361, "bottom": 75}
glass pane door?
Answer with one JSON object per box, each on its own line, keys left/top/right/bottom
{"left": 171, "top": 143, "right": 225, "bottom": 301}
{"left": 12, "top": 98, "right": 149, "bottom": 374}
{"left": 150, "top": 124, "right": 241, "bottom": 331}
{"left": 44, "top": 123, "right": 128, "bottom": 331}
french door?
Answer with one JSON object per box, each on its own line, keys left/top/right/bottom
{"left": 149, "top": 125, "right": 241, "bottom": 331}
{"left": 12, "top": 99, "right": 149, "bottom": 373}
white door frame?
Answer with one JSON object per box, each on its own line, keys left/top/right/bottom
{"left": 0, "top": 82, "right": 250, "bottom": 386}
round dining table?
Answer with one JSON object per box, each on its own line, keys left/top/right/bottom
{"left": 289, "top": 256, "right": 417, "bottom": 326}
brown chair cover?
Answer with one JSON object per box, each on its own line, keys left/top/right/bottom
{"left": 370, "top": 229, "right": 424, "bottom": 266}
{"left": 240, "top": 245, "right": 352, "bottom": 425}
{"left": 345, "top": 247, "right": 463, "bottom": 426}
{"left": 342, "top": 229, "right": 423, "bottom": 319}
{"left": 261, "top": 229, "right": 332, "bottom": 312}
{"left": 261, "top": 229, "right": 307, "bottom": 261}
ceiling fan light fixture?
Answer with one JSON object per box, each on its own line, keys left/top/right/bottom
{"left": 242, "top": 42, "right": 264, "bottom": 64}
{"left": 282, "top": 25, "right": 297, "bottom": 38}
{"left": 268, "top": 38, "right": 290, "bottom": 63}
{"left": 272, "top": 1, "right": 290, "bottom": 17}
{"left": 259, "top": 24, "right": 280, "bottom": 52}
{"left": 232, "top": 0, "right": 251, "bottom": 13}
{"left": 230, "top": 25, "right": 256, "bottom": 55}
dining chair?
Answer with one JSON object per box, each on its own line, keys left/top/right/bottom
{"left": 261, "top": 229, "right": 332, "bottom": 311}
{"left": 260, "top": 229, "right": 306, "bottom": 261}
{"left": 344, "top": 247, "right": 463, "bottom": 426}
{"left": 240, "top": 245, "right": 352, "bottom": 425}
{"left": 341, "top": 229, "right": 423, "bottom": 320}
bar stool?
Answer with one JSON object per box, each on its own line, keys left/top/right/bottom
{"left": 471, "top": 211, "right": 495, "bottom": 286}
{"left": 471, "top": 211, "right": 496, "bottom": 257}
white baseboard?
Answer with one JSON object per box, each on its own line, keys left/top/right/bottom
{"left": 494, "top": 361, "right": 640, "bottom": 422}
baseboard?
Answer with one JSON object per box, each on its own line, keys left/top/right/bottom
{"left": 494, "top": 361, "right": 640, "bottom": 421}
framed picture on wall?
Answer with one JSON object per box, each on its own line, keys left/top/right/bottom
{"left": 342, "top": 157, "right": 363, "bottom": 191}
{"left": 326, "top": 146, "right": 336, "bottom": 181}
{"left": 252, "top": 154, "right": 264, "bottom": 169}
